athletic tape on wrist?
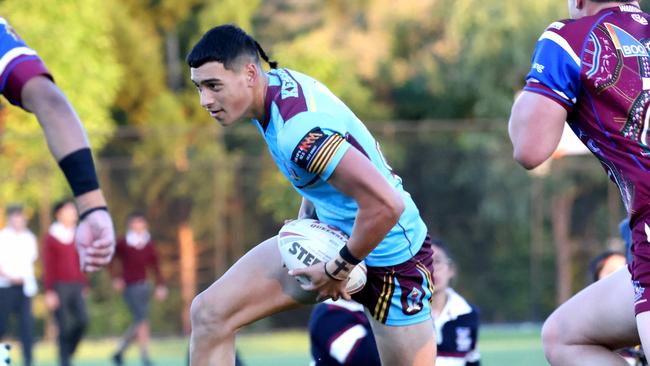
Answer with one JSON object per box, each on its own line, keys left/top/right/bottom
{"left": 58, "top": 148, "right": 100, "bottom": 196}
{"left": 79, "top": 206, "right": 108, "bottom": 221}
{"left": 339, "top": 245, "right": 362, "bottom": 265}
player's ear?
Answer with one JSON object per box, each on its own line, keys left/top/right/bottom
{"left": 576, "top": 0, "right": 584, "bottom": 10}
{"left": 245, "top": 63, "right": 258, "bottom": 86}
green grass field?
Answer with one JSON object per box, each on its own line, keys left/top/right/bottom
{"left": 5, "top": 324, "right": 547, "bottom": 365}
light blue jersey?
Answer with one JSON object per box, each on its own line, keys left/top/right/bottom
{"left": 253, "top": 68, "right": 427, "bottom": 267}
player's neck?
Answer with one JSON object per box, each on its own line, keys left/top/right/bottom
{"left": 250, "top": 72, "right": 269, "bottom": 122}
{"left": 586, "top": 1, "right": 639, "bottom": 16}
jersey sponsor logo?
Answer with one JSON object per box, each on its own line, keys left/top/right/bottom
{"left": 291, "top": 128, "right": 345, "bottom": 175}
{"left": 276, "top": 68, "right": 299, "bottom": 99}
{"left": 532, "top": 63, "right": 545, "bottom": 73}
{"left": 548, "top": 21, "right": 565, "bottom": 30}
{"left": 632, "top": 13, "right": 648, "bottom": 26}
{"left": 621, "top": 4, "right": 642, "bottom": 13}
{"left": 604, "top": 23, "right": 649, "bottom": 58}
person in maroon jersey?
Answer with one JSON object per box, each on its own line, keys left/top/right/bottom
{"left": 509, "top": 0, "right": 650, "bottom": 364}
{"left": 110, "top": 212, "right": 167, "bottom": 366}
{"left": 43, "top": 200, "right": 88, "bottom": 366}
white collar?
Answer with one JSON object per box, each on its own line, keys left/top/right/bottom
{"left": 48, "top": 222, "right": 75, "bottom": 244}
{"left": 434, "top": 288, "right": 473, "bottom": 340}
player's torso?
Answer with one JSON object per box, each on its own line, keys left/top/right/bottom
{"left": 254, "top": 69, "right": 427, "bottom": 266}
{"left": 543, "top": 5, "right": 650, "bottom": 219}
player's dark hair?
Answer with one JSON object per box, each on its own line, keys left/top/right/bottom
{"left": 186, "top": 24, "right": 278, "bottom": 70}
{"left": 5, "top": 204, "right": 23, "bottom": 217}
{"left": 52, "top": 199, "right": 74, "bottom": 219}
{"left": 588, "top": 250, "right": 626, "bottom": 283}
{"left": 127, "top": 210, "right": 146, "bottom": 222}
{"left": 430, "top": 238, "right": 455, "bottom": 265}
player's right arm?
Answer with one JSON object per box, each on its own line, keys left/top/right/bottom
{"left": 509, "top": 21, "right": 579, "bottom": 170}
{"left": 0, "top": 18, "right": 115, "bottom": 272}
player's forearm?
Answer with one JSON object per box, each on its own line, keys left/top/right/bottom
{"left": 346, "top": 200, "right": 404, "bottom": 260}
{"left": 22, "top": 77, "right": 90, "bottom": 159}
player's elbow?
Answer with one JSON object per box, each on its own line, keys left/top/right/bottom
{"left": 384, "top": 191, "right": 405, "bottom": 224}
{"left": 513, "top": 147, "right": 547, "bottom": 170}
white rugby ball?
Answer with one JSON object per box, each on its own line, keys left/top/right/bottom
{"left": 278, "top": 219, "right": 367, "bottom": 294}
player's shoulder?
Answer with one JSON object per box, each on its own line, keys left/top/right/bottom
{"left": 538, "top": 18, "right": 593, "bottom": 46}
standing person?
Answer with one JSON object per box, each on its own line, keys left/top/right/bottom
{"left": 111, "top": 212, "right": 167, "bottom": 366}
{"left": 509, "top": 1, "right": 650, "bottom": 364}
{"left": 43, "top": 200, "right": 88, "bottom": 366}
{"left": 187, "top": 24, "right": 436, "bottom": 366}
{"left": 0, "top": 205, "right": 38, "bottom": 366}
{"left": 430, "top": 241, "right": 480, "bottom": 366}
{"left": 0, "top": 17, "right": 114, "bottom": 272}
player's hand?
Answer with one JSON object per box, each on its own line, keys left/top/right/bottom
{"left": 75, "top": 209, "right": 115, "bottom": 272}
{"left": 45, "top": 290, "right": 60, "bottom": 311}
{"left": 289, "top": 263, "right": 351, "bottom": 302}
{"left": 112, "top": 278, "right": 125, "bottom": 292}
{"left": 155, "top": 285, "right": 168, "bottom": 301}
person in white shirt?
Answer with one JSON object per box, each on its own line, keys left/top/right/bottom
{"left": 0, "top": 205, "right": 38, "bottom": 366}
{"left": 431, "top": 240, "right": 481, "bottom": 366}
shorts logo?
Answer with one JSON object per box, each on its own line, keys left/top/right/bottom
{"left": 634, "top": 280, "right": 646, "bottom": 304}
{"left": 605, "top": 23, "right": 649, "bottom": 58}
{"left": 404, "top": 287, "right": 423, "bottom": 315}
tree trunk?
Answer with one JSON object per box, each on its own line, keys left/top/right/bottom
{"left": 551, "top": 187, "right": 577, "bottom": 305}
{"left": 165, "top": 29, "right": 183, "bottom": 92}
{"left": 178, "top": 222, "right": 196, "bottom": 335}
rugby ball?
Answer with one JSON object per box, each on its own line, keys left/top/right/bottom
{"left": 278, "top": 219, "right": 367, "bottom": 294}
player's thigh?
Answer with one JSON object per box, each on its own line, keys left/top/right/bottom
{"left": 195, "top": 236, "right": 317, "bottom": 328}
{"left": 545, "top": 267, "right": 638, "bottom": 350}
{"left": 367, "top": 314, "right": 436, "bottom": 366}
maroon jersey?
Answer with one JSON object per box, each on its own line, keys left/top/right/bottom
{"left": 42, "top": 229, "right": 86, "bottom": 291}
{"left": 525, "top": 3, "right": 650, "bottom": 314}
{"left": 112, "top": 237, "right": 164, "bottom": 286}
{"left": 526, "top": 4, "right": 650, "bottom": 222}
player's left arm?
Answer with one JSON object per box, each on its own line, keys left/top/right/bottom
{"left": 508, "top": 91, "right": 566, "bottom": 170}
{"left": 290, "top": 146, "right": 404, "bottom": 300}
{"left": 327, "top": 147, "right": 404, "bottom": 260}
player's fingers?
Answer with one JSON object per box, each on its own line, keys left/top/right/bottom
{"left": 300, "top": 282, "right": 317, "bottom": 291}
{"left": 85, "top": 246, "right": 113, "bottom": 258}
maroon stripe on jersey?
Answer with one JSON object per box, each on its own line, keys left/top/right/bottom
{"left": 438, "top": 351, "right": 469, "bottom": 358}
{"left": 262, "top": 69, "right": 308, "bottom": 131}
{"left": 3, "top": 56, "right": 52, "bottom": 107}
{"left": 345, "top": 133, "right": 369, "bottom": 158}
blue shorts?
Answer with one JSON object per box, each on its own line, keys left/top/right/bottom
{"left": 352, "top": 235, "right": 434, "bottom": 326}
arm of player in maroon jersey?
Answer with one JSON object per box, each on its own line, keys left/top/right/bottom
{"left": 508, "top": 91, "right": 567, "bottom": 170}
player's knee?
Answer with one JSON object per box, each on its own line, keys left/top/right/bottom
{"left": 541, "top": 312, "right": 564, "bottom": 362}
{"left": 190, "top": 293, "right": 231, "bottom": 338}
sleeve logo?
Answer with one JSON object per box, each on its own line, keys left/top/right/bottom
{"left": 291, "top": 127, "right": 345, "bottom": 175}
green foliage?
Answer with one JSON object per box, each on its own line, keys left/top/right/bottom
{"left": 0, "top": 0, "right": 122, "bottom": 206}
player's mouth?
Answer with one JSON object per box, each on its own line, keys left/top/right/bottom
{"left": 209, "top": 109, "right": 224, "bottom": 119}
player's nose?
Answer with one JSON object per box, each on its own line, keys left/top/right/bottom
{"left": 199, "top": 90, "right": 216, "bottom": 110}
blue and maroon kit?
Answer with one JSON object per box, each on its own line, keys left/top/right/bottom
{"left": 525, "top": 3, "right": 650, "bottom": 314}
{"left": 0, "top": 17, "right": 51, "bottom": 108}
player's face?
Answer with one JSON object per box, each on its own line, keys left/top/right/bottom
{"left": 128, "top": 217, "right": 148, "bottom": 234}
{"left": 56, "top": 202, "right": 78, "bottom": 227}
{"left": 191, "top": 61, "right": 254, "bottom": 127}
{"left": 432, "top": 246, "right": 455, "bottom": 291}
